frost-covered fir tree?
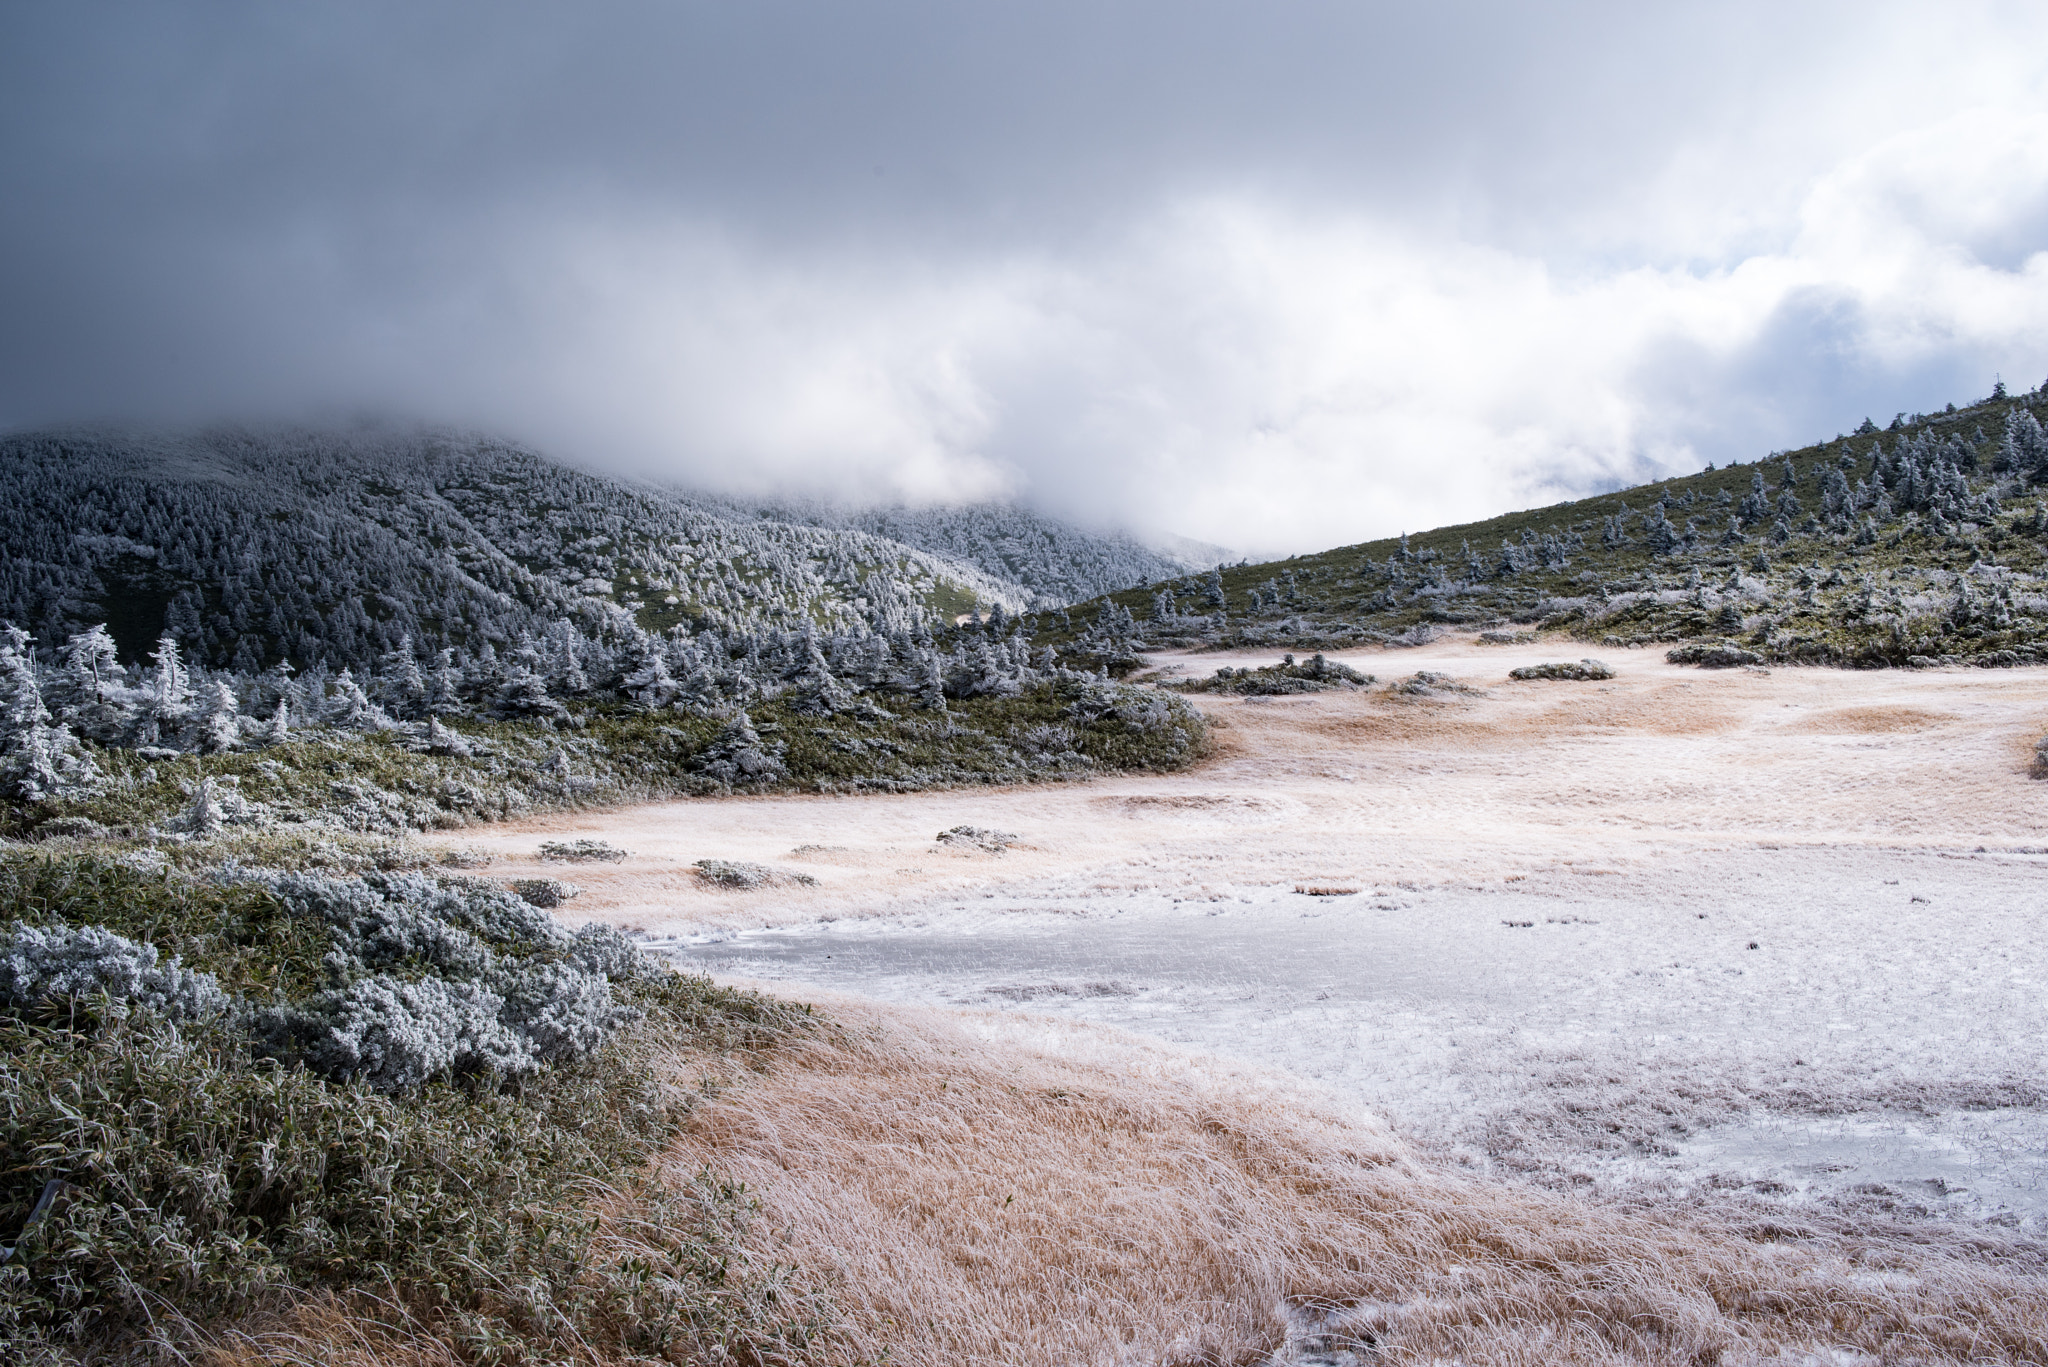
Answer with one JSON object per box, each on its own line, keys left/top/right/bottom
{"left": 619, "top": 634, "right": 679, "bottom": 708}
{"left": 0, "top": 627, "right": 101, "bottom": 801}
{"left": 50, "top": 624, "right": 133, "bottom": 745}
{"left": 786, "top": 630, "right": 855, "bottom": 715}
{"left": 691, "top": 710, "right": 787, "bottom": 785}
{"left": 192, "top": 679, "right": 242, "bottom": 753}
{"left": 375, "top": 636, "right": 427, "bottom": 716}
{"left": 134, "top": 634, "right": 193, "bottom": 747}
{"left": 325, "top": 669, "right": 392, "bottom": 730}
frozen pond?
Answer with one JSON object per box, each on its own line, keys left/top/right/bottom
{"left": 671, "top": 843, "right": 2048, "bottom": 1231}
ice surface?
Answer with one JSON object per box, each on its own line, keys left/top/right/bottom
{"left": 671, "top": 844, "right": 2048, "bottom": 1231}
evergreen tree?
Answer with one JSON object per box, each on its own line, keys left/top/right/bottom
{"left": 260, "top": 698, "right": 292, "bottom": 747}
{"left": 692, "top": 710, "right": 786, "bottom": 786}
{"left": 192, "top": 680, "right": 242, "bottom": 753}
{"left": 325, "top": 669, "right": 393, "bottom": 731}
{"left": 52, "top": 624, "right": 132, "bottom": 744}
{"left": 0, "top": 627, "right": 99, "bottom": 800}
{"left": 375, "top": 636, "right": 427, "bottom": 715}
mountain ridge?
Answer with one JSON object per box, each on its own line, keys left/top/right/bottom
{"left": 1050, "top": 383, "right": 2048, "bottom": 670}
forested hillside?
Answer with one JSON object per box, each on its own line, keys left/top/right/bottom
{"left": 0, "top": 426, "right": 1035, "bottom": 673}
{"left": 1055, "top": 382, "right": 2048, "bottom": 670}
{"left": 701, "top": 495, "right": 1219, "bottom": 609}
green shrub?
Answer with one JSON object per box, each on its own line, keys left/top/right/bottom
{"left": 0, "top": 852, "right": 827, "bottom": 1364}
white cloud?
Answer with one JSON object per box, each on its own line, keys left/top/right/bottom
{"left": 402, "top": 107, "right": 2048, "bottom": 555}
{"left": 8, "top": 2, "right": 2048, "bottom": 555}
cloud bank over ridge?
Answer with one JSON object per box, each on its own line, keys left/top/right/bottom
{"left": 3, "top": 2, "right": 2047, "bottom": 553}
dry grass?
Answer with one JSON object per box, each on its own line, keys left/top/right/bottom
{"left": 646, "top": 997, "right": 2048, "bottom": 1367}
{"left": 189, "top": 996, "right": 2048, "bottom": 1366}
{"left": 1786, "top": 705, "right": 1962, "bottom": 734}
{"left": 205, "top": 1295, "right": 463, "bottom": 1367}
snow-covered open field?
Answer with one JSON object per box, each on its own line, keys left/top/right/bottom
{"left": 429, "top": 639, "right": 2048, "bottom": 1248}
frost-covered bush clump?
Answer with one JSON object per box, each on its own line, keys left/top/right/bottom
{"left": 1508, "top": 659, "right": 1615, "bottom": 681}
{"left": 538, "top": 838, "right": 628, "bottom": 863}
{"left": 1667, "top": 644, "right": 1765, "bottom": 668}
{"left": 513, "top": 877, "right": 580, "bottom": 908}
{"left": 261, "top": 974, "right": 530, "bottom": 1091}
{"left": 1177, "top": 653, "right": 1373, "bottom": 696}
{"left": 693, "top": 859, "right": 817, "bottom": 890}
{"left": 0, "top": 921, "right": 228, "bottom": 1019}
{"left": 689, "top": 711, "right": 788, "bottom": 787}
{"left": 3, "top": 859, "right": 657, "bottom": 1092}
{"left": 256, "top": 955, "right": 638, "bottom": 1090}
{"left": 567, "top": 921, "right": 651, "bottom": 980}
{"left": 182, "top": 865, "right": 650, "bottom": 1090}
{"left": 1388, "top": 671, "right": 1481, "bottom": 698}
{"left": 936, "top": 825, "right": 1018, "bottom": 852}
{"left": 239, "top": 868, "right": 568, "bottom": 971}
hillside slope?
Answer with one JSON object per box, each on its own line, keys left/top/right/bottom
{"left": 0, "top": 426, "right": 1025, "bottom": 671}
{"left": 699, "top": 495, "right": 1221, "bottom": 609}
{"left": 1057, "top": 384, "right": 2048, "bottom": 669}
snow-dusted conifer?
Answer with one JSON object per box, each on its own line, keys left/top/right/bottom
{"left": 691, "top": 709, "right": 787, "bottom": 785}
{"left": 375, "top": 636, "right": 427, "bottom": 715}
{"left": 424, "top": 714, "right": 472, "bottom": 757}
{"left": 494, "top": 666, "right": 567, "bottom": 723}
{"left": 133, "top": 634, "right": 193, "bottom": 746}
{"left": 0, "top": 627, "right": 101, "bottom": 801}
{"left": 620, "top": 634, "right": 678, "bottom": 707}
{"left": 52, "top": 625, "right": 132, "bottom": 744}
{"left": 325, "top": 668, "right": 391, "bottom": 730}
{"left": 787, "top": 633, "right": 854, "bottom": 715}
{"left": 426, "top": 648, "right": 464, "bottom": 713}
{"left": 193, "top": 679, "right": 242, "bottom": 753}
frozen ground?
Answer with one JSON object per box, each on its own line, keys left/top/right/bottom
{"left": 428, "top": 639, "right": 2048, "bottom": 1248}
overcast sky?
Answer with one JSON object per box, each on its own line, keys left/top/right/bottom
{"left": 4, "top": 2, "right": 2047, "bottom": 553}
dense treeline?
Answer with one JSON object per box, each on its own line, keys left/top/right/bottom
{"left": 709, "top": 494, "right": 1207, "bottom": 609}
{"left": 0, "top": 425, "right": 1029, "bottom": 673}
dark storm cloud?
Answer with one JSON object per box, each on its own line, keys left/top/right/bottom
{"left": 4, "top": 1, "right": 2047, "bottom": 550}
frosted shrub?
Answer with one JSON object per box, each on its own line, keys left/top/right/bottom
{"left": 1388, "top": 622, "right": 1440, "bottom": 647}
{"left": 512, "top": 877, "right": 580, "bottom": 908}
{"left": 1508, "top": 659, "right": 1615, "bottom": 681}
{"left": 218, "top": 865, "right": 655, "bottom": 1089}
{"left": 259, "top": 871, "right": 494, "bottom": 978}
{"left": 693, "top": 859, "right": 817, "bottom": 889}
{"left": 0, "top": 921, "right": 228, "bottom": 1020}
{"left": 690, "top": 711, "right": 787, "bottom": 786}
{"left": 264, "top": 974, "right": 532, "bottom": 1091}
{"left": 1011, "top": 722, "right": 1078, "bottom": 758}
{"left": 395, "top": 872, "right": 568, "bottom": 946}
{"left": 1183, "top": 654, "right": 1372, "bottom": 696}
{"left": 1667, "top": 643, "right": 1764, "bottom": 668}
{"left": 1389, "top": 671, "right": 1478, "bottom": 697}
{"left": 936, "top": 825, "right": 1018, "bottom": 852}
{"left": 538, "top": 839, "right": 628, "bottom": 864}
{"left": 569, "top": 921, "right": 648, "bottom": 980}
{"left": 248, "top": 868, "right": 570, "bottom": 970}
{"left": 498, "top": 961, "right": 635, "bottom": 1065}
